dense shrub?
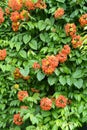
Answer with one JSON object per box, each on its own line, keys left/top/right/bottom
{"left": 0, "top": 0, "right": 87, "bottom": 130}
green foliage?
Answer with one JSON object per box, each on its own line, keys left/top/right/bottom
{"left": 0, "top": 0, "right": 87, "bottom": 130}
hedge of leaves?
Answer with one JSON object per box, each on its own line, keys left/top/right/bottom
{"left": 0, "top": 0, "right": 87, "bottom": 130}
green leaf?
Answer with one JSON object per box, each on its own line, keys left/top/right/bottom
{"left": 23, "top": 34, "right": 31, "bottom": 44}
{"left": 56, "top": 0, "right": 65, "bottom": 3}
{"left": 52, "top": 124, "right": 58, "bottom": 130}
{"left": 23, "top": 113, "right": 30, "bottom": 121}
{"left": 40, "top": 33, "right": 45, "bottom": 42}
{"left": 29, "top": 40, "right": 37, "bottom": 50}
{"left": 14, "top": 126, "right": 21, "bottom": 130}
{"left": 38, "top": 20, "right": 46, "bottom": 31}
{"left": 41, "top": 111, "right": 51, "bottom": 117}
{"left": 44, "top": 117, "right": 51, "bottom": 124}
{"left": 37, "top": 71, "right": 45, "bottom": 81}
{"left": 48, "top": 76, "right": 57, "bottom": 86}
{"left": 20, "top": 67, "right": 29, "bottom": 76}
{"left": 74, "top": 79, "right": 83, "bottom": 89}
{"left": 52, "top": 111, "right": 58, "bottom": 119}
{"left": 54, "top": 68, "right": 60, "bottom": 76}
{"left": 66, "top": 76, "right": 72, "bottom": 86}
{"left": 30, "top": 115, "right": 38, "bottom": 124}
{"left": 19, "top": 50, "right": 27, "bottom": 58}
{"left": 59, "top": 76, "right": 66, "bottom": 85}
{"left": 72, "top": 70, "right": 83, "bottom": 79}
{"left": 26, "top": 126, "right": 35, "bottom": 130}
{"left": 15, "top": 42, "right": 22, "bottom": 51}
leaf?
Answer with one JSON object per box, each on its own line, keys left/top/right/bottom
{"left": 66, "top": 76, "right": 72, "bottom": 86}
{"left": 23, "top": 34, "right": 31, "bottom": 44}
{"left": 52, "top": 111, "right": 58, "bottom": 119}
{"left": 40, "top": 33, "right": 45, "bottom": 42}
{"left": 23, "top": 113, "right": 30, "bottom": 121}
{"left": 29, "top": 40, "right": 37, "bottom": 50}
{"left": 41, "top": 111, "right": 51, "bottom": 117}
{"left": 14, "top": 126, "right": 21, "bottom": 130}
{"left": 52, "top": 124, "right": 58, "bottom": 130}
{"left": 48, "top": 76, "right": 57, "bottom": 86}
{"left": 56, "top": 0, "right": 65, "bottom": 3}
{"left": 74, "top": 79, "right": 83, "bottom": 89}
{"left": 19, "top": 50, "right": 27, "bottom": 58}
{"left": 54, "top": 68, "right": 60, "bottom": 76}
{"left": 26, "top": 126, "right": 35, "bottom": 130}
{"left": 15, "top": 42, "right": 22, "bottom": 51}
{"left": 44, "top": 117, "right": 51, "bottom": 124}
{"left": 37, "top": 71, "right": 45, "bottom": 81}
{"left": 20, "top": 67, "right": 29, "bottom": 76}
{"left": 59, "top": 76, "right": 66, "bottom": 85}
{"left": 38, "top": 20, "right": 46, "bottom": 31}
{"left": 72, "top": 70, "right": 83, "bottom": 78}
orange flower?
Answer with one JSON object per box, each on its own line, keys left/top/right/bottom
{"left": 18, "top": 91, "right": 29, "bottom": 101}
{"left": 0, "top": 49, "right": 7, "bottom": 60}
{"left": 54, "top": 8, "right": 64, "bottom": 19}
{"left": 42, "top": 55, "right": 59, "bottom": 74}
{"left": 25, "top": 0, "right": 35, "bottom": 10}
{"left": 14, "top": 68, "right": 30, "bottom": 80}
{"left": 5, "top": 7, "right": 10, "bottom": 15}
{"left": 32, "top": 62, "right": 41, "bottom": 69}
{"left": 14, "top": 68, "right": 22, "bottom": 79}
{"left": 10, "top": 11, "right": 20, "bottom": 22}
{"left": 79, "top": 13, "right": 87, "bottom": 27}
{"left": 20, "top": 10, "right": 29, "bottom": 21}
{"left": 71, "top": 35, "right": 82, "bottom": 48}
{"left": 61, "top": 45, "right": 71, "bottom": 55}
{"left": 20, "top": 106, "right": 28, "bottom": 109}
{"left": 12, "top": 22, "right": 20, "bottom": 31}
{"left": 35, "top": 0, "right": 47, "bottom": 9}
{"left": 65, "top": 23, "right": 76, "bottom": 37}
{"left": 13, "top": 113, "right": 23, "bottom": 125}
{"left": 55, "top": 95, "right": 67, "bottom": 108}
{"left": 0, "top": 7, "right": 4, "bottom": 24}
{"left": 8, "top": 0, "right": 22, "bottom": 11}
{"left": 22, "top": 75, "right": 30, "bottom": 80}
{"left": 31, "top": 88, "right": 40, "bottom": 93}
{"left": 56, "top": 52, "right": 67, "bottom": 63}
{"left": 40, "top": 97, "right": 52, "bottom": 111}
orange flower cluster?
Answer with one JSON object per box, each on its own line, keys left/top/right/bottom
{"left": 20, "top": 10, "right": 29, "bottom": 21}
{"left": 71, "top": 35, "right": 82, "bottom": 48}
{"left": 79, "top": 13, "right": 87, "bottom": 27}
{"left": 8, "top": 0, "right": 22, "bottom": 11}
{"left": 13, "top": 113, "right": 23, "bottom": 125}
{"left": 0, "top": 49, "right": 7, "bottom": 60}
{"left": 65, "top": 23, "right": 76, "bottom": 37}
{"left": 56, "top": 45, "right": 71, "bottom": 63}
{"left": 0, "top": 8, "right": 4, "bottom": 24}
{"left": 18, "top": 90, "right": 29, "bottom": 101}
{"left": 65, "top": 23, "right": 82, "bottom": 48}
{"left": 54, "top": 8, "right": 64, "bottom": 19}
{"left": 32, "top": 62, "right": 41, "bottom": 69}
{"left": 10, "top": 11, "right": 20, "bottom": 22}
{"left": 41, "top": 45, "right": 70, "bottom": 74}
{"left": 40, "top": 97, "right": 52, "bottom": 111}
{"left": 14, "top": 68, "right": 30, "bottom": 80}
{"left": 25, "top": 0, "right": 46, "bottom": 10}
{"left": 55, "top": 95, "right": 67, "bottom": 108}
{"left": 12, "top": 22, "right": 20, "bottom": 31}
{"left": 35, "top": 0, "right": 47, "bottom": 9}
{"left": 42, "top": 55, "right": 59, "bottom": 74}
{"left": 25, "top": 0, "right": 35, "bottom": 10}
